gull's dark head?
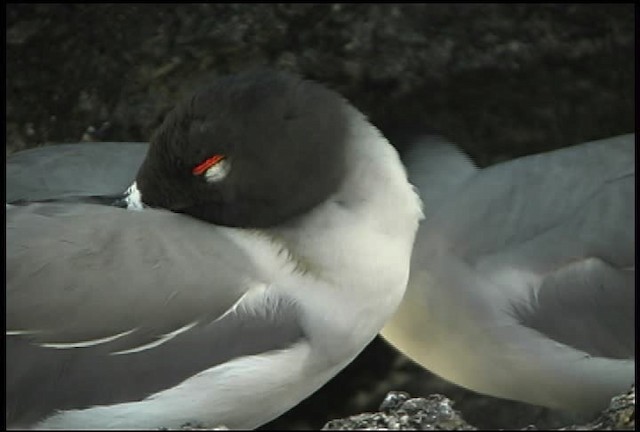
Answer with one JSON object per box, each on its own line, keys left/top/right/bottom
{"left": 136, "top": 70, "right": 351, "bottom": 227}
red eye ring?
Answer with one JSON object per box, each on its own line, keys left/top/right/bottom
{"left": 192, "top": 155, "right": 225, "bottom": 176}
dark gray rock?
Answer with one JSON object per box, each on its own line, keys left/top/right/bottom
{"left": 324, "top": 391, "right": 476, "bottom": 430}
{"left": 6, "top": 4, "right": 633, "bottom": 166}
{"left": 559, "top": 386, "right": 635, "bottom": 431}
{"left": 323, "top": 387, "right": 635, "bottom": 430}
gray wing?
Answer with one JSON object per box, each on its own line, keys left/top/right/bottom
{"left": 6, "top": 203, "right": 305, "bottom": 426}
{"left": 513, "top": 257, "right": 634, "bottom": 359}
{"left": 400, "top": 135, "right": 478, "bottom": 212}
{"left": 6, "top": 142, "right": 148, "bottom": 203}
{"left": 418, "top": 133, "right": 635, "bottom": 359}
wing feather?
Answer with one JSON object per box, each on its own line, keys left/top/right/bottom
{"left": 6, "top": 202, "right": 306, "bottom": 426}
{"left": 6, "top": 142, "right": 147, "bottom": 203}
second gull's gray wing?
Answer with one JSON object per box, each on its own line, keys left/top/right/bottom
{"left": 400, "top": 135, "right": 478, "bottom": 212}
{"left": 444, "top": 135, "right": 635, "bottom": 359}
{"left": 383, "top": 133, "right": 634, "bottom": 413}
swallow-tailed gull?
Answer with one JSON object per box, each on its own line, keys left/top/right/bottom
{"left": 381, "top": 134, "right": 634, "bottom": 415}
{"left": 6, "top": 70, "right": 423, "bottom": 429}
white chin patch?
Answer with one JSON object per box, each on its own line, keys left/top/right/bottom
{"left": 124, "top": 182, "right": 146, "bottom": 211}
{"left": 204, "top": 159, "right": 231, "bottom": 183}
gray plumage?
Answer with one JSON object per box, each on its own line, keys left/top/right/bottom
{"left": 6, "top": 181, "right": 305, "bottom": 429}
{"left": 6, "top": 142, "right": 147, "bottom": 204}
{"left": 381, "top": 133, "right": 635, "bottom": 414}
{"left": 6, "top": 70, "right": 423, "bottom": 429}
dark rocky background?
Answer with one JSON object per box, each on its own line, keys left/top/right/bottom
{"left": 6, "top": 4, "right": 635, "bottom": 430}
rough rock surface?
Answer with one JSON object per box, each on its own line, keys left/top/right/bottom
{"left": 324, "top": 392, "right": 476, "bottom": 431}
{"left": 323, "top": 387, "right": 635, "bottom": 430}
{"left": 6, "top": 4, "right": 634, "bottom": 430}
{"left": 7, "top": 4, "right": 633, "bottom": 165}
{"left": 559, "top": 386, "right": 635, "bottom": 431}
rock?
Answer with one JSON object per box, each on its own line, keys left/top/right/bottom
{"left": 324, "top": 391, "right": 475, "bottom": 430}
{"left": 6, "top": 4, "right": 634, "bottom": 167}
{"left": 559, "top": 386, "right": 635, "bottom": 431}
{"left": 323, "top": 387, "right": 635, "bottom": 430}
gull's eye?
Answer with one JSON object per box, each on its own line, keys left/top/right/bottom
{"left": 192, "top": 154, "right": 230, "bottom": 183}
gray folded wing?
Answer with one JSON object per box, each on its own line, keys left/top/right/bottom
{"left": 401, "top": 135, "right": 478, "bottom": 212}
{"left": 6, "top": 142, "right": 148, "bottom": 203}
{"left": 6, "top": 203, "right": 305, "bottom": 426}
{"left": 391, "top": 133, "right": 635, "bottom": 412}
{"left": 423, "top": 134, "right": 634, "bottom": 268}
{"left": 425, "top": 134, "right": 635, "bottom": 358}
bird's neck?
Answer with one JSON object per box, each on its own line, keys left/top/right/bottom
{"left": 267, "top": 115, "right": 423, "bottom": 345}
